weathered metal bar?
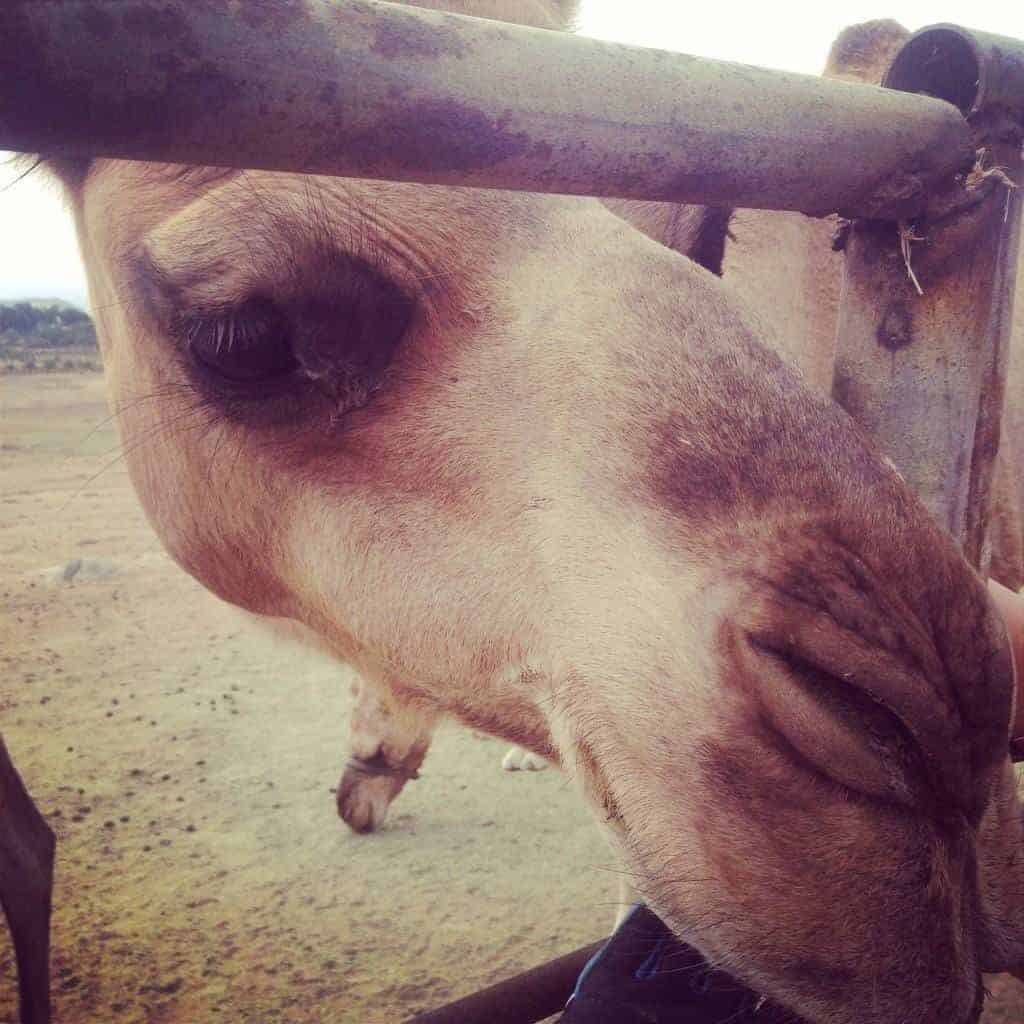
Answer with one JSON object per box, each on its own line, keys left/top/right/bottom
{"left": 833, "top": 24, "right": 1024, "bottom": 571}
{"left": 1, "top": 0, "right": 973, "bottom": 219}
{"left": 406, "top": 938, "right": 604, "bottom": 1024}
{"left": 0, "top": 735, "right": 56, "bottom": 1024}
{"left": 885, "top": 24, "right": 1024, "bottom": 119}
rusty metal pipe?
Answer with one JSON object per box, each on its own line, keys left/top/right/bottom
{"left": 0, "top": 0, "right": 973, "bottom": 219}
{"left": 833, "top": 24, "right": 1024, "bottom": 570}
{"left": 884, "top": 24, "right": 1024, "bottom": 119}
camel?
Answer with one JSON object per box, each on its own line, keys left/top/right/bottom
{"left": 4, "top": 5, "right": 1024, "bottom": 1023}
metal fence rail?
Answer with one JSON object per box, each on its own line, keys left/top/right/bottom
{"left": 0, "top": 0, "right": 977, "bottom": 219}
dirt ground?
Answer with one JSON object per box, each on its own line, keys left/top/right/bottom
{"left": 2, "top": 371, "right": 1023, "bottom": 1023}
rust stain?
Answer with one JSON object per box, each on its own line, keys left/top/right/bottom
{"left": 79, "top": 8, "right": 116, "bottom": 38}
{"left": 876, "top": 301, "right": 914, "bottom": 351}
{"left": 371, "top": 17, "right": 469, "bottom": 62}
{"left": 122, "top": 4, "right": 195, "bottom": 45}
{"left": 319, "top": 100, "right": 534, "bottom": 175}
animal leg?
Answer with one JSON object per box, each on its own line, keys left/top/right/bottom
{"left": 336, "top": 678, "right": 438, "bottom": 834}
{"left": 0, "top": 735, "right": 55, "bottom": 1024}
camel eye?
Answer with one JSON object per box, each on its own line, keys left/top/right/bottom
{"left": 183, "top": 298, "right": 298, "bottom": 387}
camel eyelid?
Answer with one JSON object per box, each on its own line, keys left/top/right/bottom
{"left": 168, "top": 296, "right": 300, "bottom": 396}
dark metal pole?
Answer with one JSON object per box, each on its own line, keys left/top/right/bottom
{"left": 0, "top": 735, "right": 56, "bottom": 1024}
{"left": 833, "top": 24, "right": 1024, "bottom": 571}
{"left": 406, "top": 938, "right": 604, "bottom": 1024}
{"left": 0, "top": 0, "right": 973, "bottom": 219}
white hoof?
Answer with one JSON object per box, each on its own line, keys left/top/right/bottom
{"left": 502, "top": 746, "right": 548, "bottom": 772}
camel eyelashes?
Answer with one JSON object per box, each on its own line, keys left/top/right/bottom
{"left": 177, "top": 298, "right": 299, "bottom": 391}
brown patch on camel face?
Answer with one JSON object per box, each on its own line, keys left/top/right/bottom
{"left": 598, "top": 525, "right": 1012, "bottom": 1024}
{"left": 690, "top": 731, "right": 979, "bottom": 1023}
{"left": 565, "top": 386, "right": 1016, "bottom": 1022}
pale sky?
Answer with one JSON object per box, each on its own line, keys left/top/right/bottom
{"left": 2, "top": 0, "right": 1023, "bottom": 310}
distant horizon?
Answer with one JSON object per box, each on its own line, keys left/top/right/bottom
{"left": 0, "top": 287, "right": 91, "bottom": 310}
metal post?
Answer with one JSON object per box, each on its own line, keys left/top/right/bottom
{"left": 0, "top": 0, "right": 972, "bottom": 219}
{"left": 833, "top": 25, "right": 1024, "bottom": 571}
{"left": 0, "top": 735, "right": 56, "bottom": 1024}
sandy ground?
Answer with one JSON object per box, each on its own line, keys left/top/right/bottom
{"left": 2, "top": 371, "right": 1023, "bottom": 1023}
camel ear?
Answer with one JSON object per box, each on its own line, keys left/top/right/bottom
{"left": 8, "top": 153, "right": 90, "bottom": 200}
{"left": 825, "top": 20, "right": 910, "bottom": 85}
{"left": 42, "top": 156, "right": 91, "bottom": 194}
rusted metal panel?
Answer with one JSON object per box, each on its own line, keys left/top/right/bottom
{"left": 0, "top": 0, "right": 972, "bottom": 219}
{"left": 833, "top": 25, "right": 1024, "bottom": 571}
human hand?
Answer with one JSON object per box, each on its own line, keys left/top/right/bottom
{"left": 988, "top": 579, "right": 1024, "bottom": 754}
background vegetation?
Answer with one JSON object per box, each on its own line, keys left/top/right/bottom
{"left": 0, "top": 299, "right": 100, "bottom": 373}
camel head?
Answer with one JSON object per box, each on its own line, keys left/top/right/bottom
{"left": 41, "top": 5, "right": 1024, "bottom": 1021}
